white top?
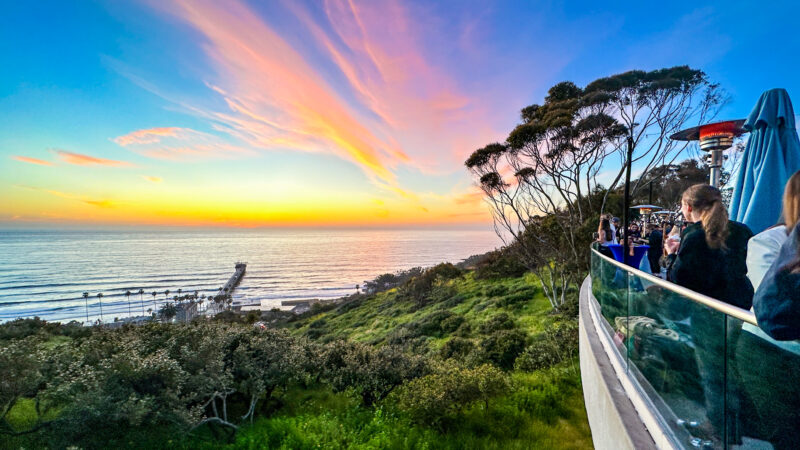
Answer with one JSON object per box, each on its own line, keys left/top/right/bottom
{"left": 746, "top": 225, "right": 788, "bottom": 290}
{"left": 609, "top": 223, "right": 619, "bottom": 244}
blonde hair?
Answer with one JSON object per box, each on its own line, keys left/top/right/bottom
{"left": 682, "top": 184, "right": 729, "bottom": 250}
{"left": 783, "top": 170, "right": 800, "bottom": 232}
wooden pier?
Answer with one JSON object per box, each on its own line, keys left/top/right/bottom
{"left": 218, "top": 262, "right": 247, "bottom": 297}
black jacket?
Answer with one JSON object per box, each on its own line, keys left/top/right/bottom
{"left": 667, "top": 221, "right": 755, "bottom": 309}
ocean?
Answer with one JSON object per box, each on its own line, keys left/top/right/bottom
{"left": 0, "top": 228, "right": 499, "bottom": 324}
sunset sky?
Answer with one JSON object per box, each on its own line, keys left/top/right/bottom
{"left": 1, "top": 0, "right": 799, "bottom": 227}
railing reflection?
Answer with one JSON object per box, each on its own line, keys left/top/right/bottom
{"left": 590, "top": 248, "right": 800, "bottom": 449}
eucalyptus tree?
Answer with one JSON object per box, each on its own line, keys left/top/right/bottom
{"left": 466, "top": 66, "right": 723, "bottom": 309}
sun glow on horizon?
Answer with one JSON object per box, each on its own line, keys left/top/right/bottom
{"left": 1, "top": 1, "right": 797, "bottom": 227}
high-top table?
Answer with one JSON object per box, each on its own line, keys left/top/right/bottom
{"left": 606, "top": 244, "right": 650, "bottom": 270}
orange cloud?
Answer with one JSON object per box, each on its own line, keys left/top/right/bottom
{"left": 54, "top": 150, "right": 133, "bottom": 167}
{"left": 113, "top": 127, "right": 183, "bottom": 146}
{"left": 142, "top": 175, "right": 163, "bottom": 183}
{"left": 14, "top": 185, "right": 116, "bottom": 209}
{"left": 11, "top": 155, "right": 54, "bottom": 166}
{"left": 153, "top": 0, "right": 450, "bottom": 188}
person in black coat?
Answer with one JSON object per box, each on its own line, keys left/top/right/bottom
{"left": 666, "top": 185, "right": 754, "bottom": 309}
{"left": 664, "top": 184, "right": 754, "bottom": 439}
{"left": 646, "top": 223, "right": 663, "bottom": 275}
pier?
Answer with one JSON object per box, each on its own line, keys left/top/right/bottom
{"left": 218, "top": 262, "right": 247, "bottom": 298}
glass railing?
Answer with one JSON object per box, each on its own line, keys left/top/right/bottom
{"left": 590, "top": 248, "right": 800, "bottom": 450}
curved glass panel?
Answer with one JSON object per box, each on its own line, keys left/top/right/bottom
{"left": 590, "top": 249, "right": 800, "bottom": 449}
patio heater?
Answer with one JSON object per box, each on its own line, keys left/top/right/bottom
{"left": 670, "top": 119, "right": 747, "bottom": 187}
{"left": 631, "top": 204, "right": 661, "bottom": 226}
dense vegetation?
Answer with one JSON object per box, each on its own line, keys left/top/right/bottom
{"left": 0, "top": 252, "right": 589, "bottom": 449}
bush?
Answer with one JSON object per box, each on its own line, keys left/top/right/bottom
{"left": 473, "top": 249, "right": 528, "bottom": 280}
{"left": 478, "top": 313, "right": 515, "bottom": 334}
{"left": 477, "top": 329, "right": 528, "bottom": 370}
{"left": 496, "top": 287, "right": 537, "bottom": 309}
{"left": 397, "top": 263, "right": 463, "bottom": 306}
{"left": 0, "top": 317, "right": 89, "bottom": 341}
{"left": 484, "top": 284, "right": 508, "bottom": 298}
{"left": 395, "top": 364, "right": 509, "bottom": 430}
{"left": 322, "top": 341, "right": 428, "bottom": 405}
{"left": 440, "top": 315, "right": 465, "bottom": 334}
{"left": 438, "top": 337, "right": 475, "bottom": 360}
{"left": 515, "top": 322, "right": 578, "bottom": 372}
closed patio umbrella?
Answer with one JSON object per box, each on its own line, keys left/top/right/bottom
{"left": 729, "top": 88, "right": 800, "bottom": 234}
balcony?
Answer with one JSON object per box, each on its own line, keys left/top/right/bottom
{"left": 580, "top": 248, "right": 800, "bottom": 449}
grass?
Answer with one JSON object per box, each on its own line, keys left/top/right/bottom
{"left": 1, "top": 271, "right": 593, "bottom": 449}
{"left": 177, "top": 365, "right": 590, "bottom": 450}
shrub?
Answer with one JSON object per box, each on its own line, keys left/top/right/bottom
{"left": 473, "top": 249, "right": 528, "bottom": 280}
{"left": 477, "top": 329, "right": 528, "bottom": 370}
{"left": 395, "top": 364, "right": 509, "bottom": 430}
{"left": 515, "top": 322, "right": 578, "bottom": 372}
{"left": 438, "top": 337, "right": 475, "bottom": 360}
{"left": 496, "top": 288, "right": 537, "bottom": 309}
{"left": 484, "top": 284, "right": 508, "bottom": 298}
{"left": 397, "top": 263, "right": 463, "bottom": 306}
{"left": 453, "top": 322, "right": 472, "bottom": 337}
{"left": 309, "top": 318, "right": 327, "bottom": 329}
{"left": 407, "top": 311, "right": 466, "bottom": 338}
{"left": 322, "top": 341, "right": 428, "bottom": 406}
{"left": 440, "top": 315, "right": 465, "bottom": 334}
{"left": 478, "top": 313, "right": 515, "bottom": 334}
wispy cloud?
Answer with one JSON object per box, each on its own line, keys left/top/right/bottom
{"left": 113, "top": 127, "right": 252, "bottom": 161}
{"left": 148, "top": 0, "right": 508, "bottom": 190}
{"left": 11, "top": 155, "right": 54, "bottom": 166}
{"left": 142, "top": 175, "right": 163, "bottom": 183}
{"left": 14, "top": 185, "right": 116, "bottom": 208}
{"left": 54, "top": 150, "right": 133, "bottom": 167}
{"left": 113, "top": 127, "right": 183, "bottom": 146}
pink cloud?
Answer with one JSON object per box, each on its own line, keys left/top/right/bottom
{"left": 113, "top": 127, "right": 183, "bottom": 146}
{"left": 54, "top": 150, "right": 133, "bottom": 167}
{"left": 113, "top": 126, "right": 253, "bottom": 161}
{"left": 11, "top": 155, "right": 54, "bottom": 166}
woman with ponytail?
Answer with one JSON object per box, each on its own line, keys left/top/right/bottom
{"left": 665, "top": 184, "right": 754, "bottom": 439}
{"left": 666, "top": 184, "right": 755, "bottom": 309}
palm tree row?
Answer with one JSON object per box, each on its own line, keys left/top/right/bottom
{"left": 81, "top": 286, "right": 236, "bottom": 326}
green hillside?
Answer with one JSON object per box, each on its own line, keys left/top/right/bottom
{"left": 0, "top": 265, "right": 592, "bottom": 449}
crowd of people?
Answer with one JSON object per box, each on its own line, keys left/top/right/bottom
{"left": 595, "top": 170, "right": 800, "bottom": 332}
{"left": 593, "top": 171, "right": 800, "bottom": 447}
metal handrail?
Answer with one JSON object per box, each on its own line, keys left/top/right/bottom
{"left": 591, "top": 248, "right": 758, "bottom": 326}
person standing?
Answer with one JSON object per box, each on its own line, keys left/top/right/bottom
{"left": 747, "top": 170, "right": 800, "bottom": 290}
{"left": 610, "top": 216, "right": 621, "bottom": 244}
{"left": 665, "top": 184, "right": 754, "bottom": 309}
{"left": 665, "top": 184, "right": 754, "bottom": 440}
{"left": 646, "top": 223, "right": 663, "bottom": 275}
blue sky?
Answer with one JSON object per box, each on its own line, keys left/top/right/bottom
{"left": 1, "top": 0, "right": 798, "bottom": 227}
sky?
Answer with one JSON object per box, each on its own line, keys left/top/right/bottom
{"left": 1, "top": 0, "right": 799, "bottom": 228}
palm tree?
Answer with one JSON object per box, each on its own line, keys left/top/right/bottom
{"left": 164, "top": 290, "right": 170, "bottom": 303}
{"left": 138, "top": 289, "right": 145, "bottom": 316}
{"left": 177, "top": 288, "right": 182, "bottom": 300}
{"left": 97, "top": 292, "right": 104, "bottom": 323}
{"left": 355, "top": 284, "right": 360, "bottom": 294}
{"left": 82, "top": 292, "right": 89, "bottom": 324}
{"left": 151, "top": 291, "right": 158, "bottom": 314}
{"left": 125, "top": 290, "right": 132, "bottom": 317}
